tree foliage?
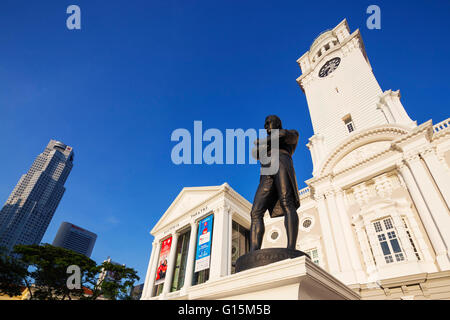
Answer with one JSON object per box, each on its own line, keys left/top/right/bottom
{"left": 0, "top": 244, "right": 139, "bottom": 300}
{"left": 0, "top": 246, "right": 28, "bottom": 298}
{"left": 84, "top": 261, "right": 140, "bottom": 300}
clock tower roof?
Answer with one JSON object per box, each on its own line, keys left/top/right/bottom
{"left": 296, "top": 19, "right": 370, "bottom": 92}
{"left": 294, "top": 19, "right": 416, "bottom": 175}
{"left": 309, "top": 29, "right": 335, "bottom": 55}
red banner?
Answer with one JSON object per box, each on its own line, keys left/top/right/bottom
{"left": 155, "top": 236, "right": 172, "bottom": 285}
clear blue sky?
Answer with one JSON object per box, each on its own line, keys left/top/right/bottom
{"left": 0, "top": 0, "right": 449, "bottom": 281}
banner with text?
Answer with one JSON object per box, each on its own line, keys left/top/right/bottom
{"left": 155, "top": 236, "right": 172, "bottom": 285}
{"left": 194, "top": 214, "right": 214, "bottom": 273}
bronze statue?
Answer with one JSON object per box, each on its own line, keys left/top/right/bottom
{"left": 235, "top": 115, "right": 308, "bottom": 272}
{"left": 249, "top": 115, "right": 300, "bottom": 251}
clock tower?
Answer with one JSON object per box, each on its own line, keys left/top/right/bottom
{"left": 296, "top": 19, "right": 416, "bottom": 176}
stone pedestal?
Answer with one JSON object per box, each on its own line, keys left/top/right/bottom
{"left": 182, "top": 256, "right": 360, "bottom": 300}
{"left": 235, "top": 248, "right": 309, "bottom": 273}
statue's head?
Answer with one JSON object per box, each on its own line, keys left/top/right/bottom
{"left": 264, "top": 115, "right": 282, "bottom": 134}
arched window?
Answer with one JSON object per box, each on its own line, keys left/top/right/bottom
{"left": 373, "top": 217, "right": 404, "bottom": 263}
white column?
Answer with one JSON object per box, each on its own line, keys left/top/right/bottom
{"left": 390, "top": 90, "right": 414, "bottom": 126}
{"left": 404, "top": 210, "right": 434, "bottom": 264}
{"left": 380, "top": 90, "right": 414, "bottom": 127}
{"left": 141, "top": 241, "right": 157, "bottom": 299}
{"left": 335, "top": 189, "right": 366, "bottom": 282}
{"left": 310, "top": 134, "right": 325, "bottom": 172}
{"left": 391, "top": 211, "right": 417, "bottom": 262}
{"left": 385, "top": 96, "right": 403, "bottom": 123}
{"left": 210, "top": 205, "right": 230, "bottom": 280}
{"left": 307, "top": 140, "right": 318, "bottom": 175}
{"left": 353, "top": 217, "right": 376, "bottom": 275}
{"left": 325, "top": 190, "right": 354, "bottom": 281}
{"left": 315, "top": 193, "right": 340, "bottom": 274}
{"left": 420, "top": 146, "right": 450, "bottom": 210}
{"left": 404, "top": 153, "right": 450, "bottom": 260}
{"left": 181, "top": 221, "right": 198, "bottom": 293}
{"left": 228, "top": 211, "right": 234, "bottom": 275}
{"left": 397, "top": 161, "right": 450, "bottom": 270}
{"left": 377, "top": 102, "right": 395, "bottom": 124}
{"left": 364, "top": 217, "right": 386, "bottom": 267}
{"left": 147, "top": 240, "right": 162, "bottom": 298}
{"left": 162, "top": 232, "right": 179, "bottom": 295}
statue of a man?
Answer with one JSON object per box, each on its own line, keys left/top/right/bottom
{"left": 250, "top": 115, "right": 300, "bottom": 251}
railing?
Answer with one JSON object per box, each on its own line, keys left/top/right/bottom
{"left": 299, "top": 187, "right": 310, "bottom": 198}
{"left": 433, "top": 118, "right": 450, "bottom": 133}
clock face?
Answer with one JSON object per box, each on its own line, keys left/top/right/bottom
{"left": 318, "top": 57, "right": 341, "bottom": 77}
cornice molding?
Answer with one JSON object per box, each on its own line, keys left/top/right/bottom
{"left": 420, "top": 145, "right": 437, "bottom": 158}
{"left": 395, "top": 160, "right": 408, "bottom": 171}
{"left": 403, "top": 151, "right": 421, "bottom": 164}
{"left": 391, "top": 120, "right": 433, "bottom": 148}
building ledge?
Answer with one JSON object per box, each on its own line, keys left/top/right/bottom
{"left": 181, "top": 256, "right": 360, "bottom": 300}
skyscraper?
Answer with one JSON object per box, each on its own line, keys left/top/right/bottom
{"left": 0, "top": 140, "right": 74, "bottom": 252}
{"left": 52, "top": 222, "right": 97, "bottom": 257}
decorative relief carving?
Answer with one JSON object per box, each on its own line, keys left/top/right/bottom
{"left": 341, "top": 37, "right": 361, "bottom": 57}
{"left": 313, "top": 192, "right": 325, "bottom": 201}
{"left": 320, "top": 125, "right": 409, "bottom": 176}
{"left": 299, "top": 215, "right": 315, "bottom": 232}
{"left": 352, "top": 183, "right": 370, "bottom": 206}
{"left": 324, "top": 189, "right": 335, "bottom": 198}
{"left": 374, "top": 174, "right": 393, "bottom": 198}
{"left": 334, "top": 141, "right": 391, "bottom": 172}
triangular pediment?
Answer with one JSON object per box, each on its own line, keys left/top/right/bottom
{"left": 151, "top": 185, "right": 224, "bottom": 234}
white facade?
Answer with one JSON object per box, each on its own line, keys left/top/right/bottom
{"left": 142, "top": 19, "right": 450, "bottom": 300}
{"left": 141, "top": 184, "right": 253, "bottom": 299}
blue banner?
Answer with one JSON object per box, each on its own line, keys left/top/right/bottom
{"left": 194, "top": 214, "right": 214, "bottom": 272}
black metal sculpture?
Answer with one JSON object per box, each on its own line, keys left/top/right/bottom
{"left": 235, "top": 115, "right": 308, "bottom": 272}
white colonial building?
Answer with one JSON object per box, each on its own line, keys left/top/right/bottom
{"left": 142, "top": 19, "right": 450, "bottom": 300}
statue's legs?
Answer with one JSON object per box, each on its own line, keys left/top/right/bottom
{"left": 273, "top": 160, "right": 299, "bottom": 250}
{"left": 283, "top": 204, "right": 299, "bottom": 250}
{"left": 249, "top": 175, "right": 277, "bottom": 252}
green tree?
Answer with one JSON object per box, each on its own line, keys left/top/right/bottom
{"left": 13, "top": 244, "right": 97, "bottom": 300}
{"left": 84, "top": 261, "right": 140, "bottom": 300}
{"left": 2, "top": 244, "right": 140, "bottom": 300}
{"left": 0, "top": 246, "right": 29, "bottom": 298}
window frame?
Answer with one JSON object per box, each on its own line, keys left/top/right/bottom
{"left": 373, "top": 217, "right": 405, "bottom": 264}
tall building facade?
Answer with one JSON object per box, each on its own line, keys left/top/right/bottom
{"left": 0, "top": 140, "right": 74, "bottom": 252}
{"left": 52, "top": 222, "right": 97, "bottom": 257}
{"left": 269, "top": 19, "right": 450, "bottom": 298}
{"left": 142, "top": 19, "right": 450, "bottom": 300}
